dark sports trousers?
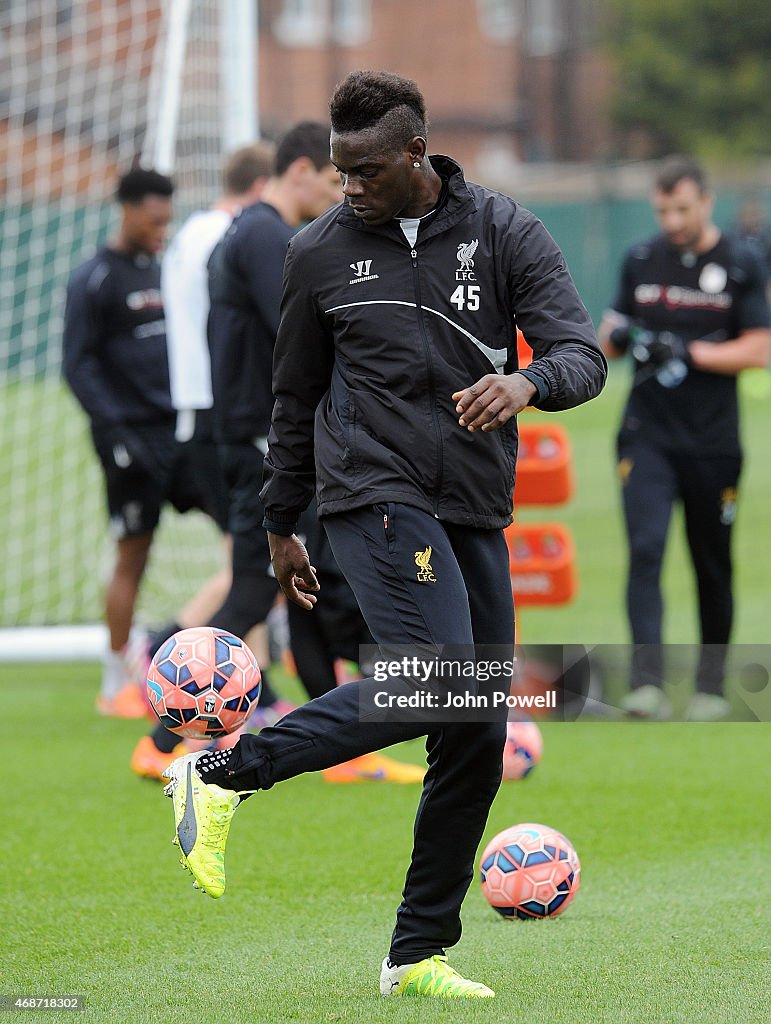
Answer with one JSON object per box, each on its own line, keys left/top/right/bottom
{"left": 219, "top": 502, "right": 514, "bottom": 963}
{"left": 207, "top": 443, "right": 278, "bottom": 639}
{"left": 618, "top": 436, "right": 742, "bottom": 693}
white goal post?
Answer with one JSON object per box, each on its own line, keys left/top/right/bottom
{"left": 0, "top": 0, "right": 258, "bottom": 658}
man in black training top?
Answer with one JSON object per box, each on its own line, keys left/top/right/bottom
{"left": 201, "top": 121, "right": 341, "bottom": 722}
{"left": 599, "top": 156, "right": 770, "bottom": 721}
{"left": 162, "top": 72, "right": 606, "bottom": 999}
{"left": 63, "top": 168, "right": 224, "bottom": 718}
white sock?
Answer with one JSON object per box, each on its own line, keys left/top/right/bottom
{"left": 101, "top": 648, "right": 128, "bottom": 699}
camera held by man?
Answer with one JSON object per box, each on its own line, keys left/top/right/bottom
{"left": 609, "top": 321, "right": 691, "bottom": 388}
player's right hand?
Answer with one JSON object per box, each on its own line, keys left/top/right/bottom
{"left": 268, "top": 533, "right": 320, "bottom": 610}
{"left": 99, "top": 423, "right": 156, "bottom": 473}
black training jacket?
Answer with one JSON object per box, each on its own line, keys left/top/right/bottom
{"left": 262, "top": 156, "right": 606, "bottom": 533}
{"left": 63, "top": 247, "right": 171, "bottom": 426}
{"left": 207, "top": 201, "right": 296, "bottom": 443}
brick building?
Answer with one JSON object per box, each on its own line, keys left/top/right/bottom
{"left": 256, "top": 0, "right": 612, "bottom": 177}
{"left": 1, "top": 1, "right": 611, "bottom": 204}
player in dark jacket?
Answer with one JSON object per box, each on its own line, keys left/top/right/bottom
{"left": 63, "top": 167, "right": 222, "bottom": 718}
{"left": 600, "top": 156, "right": 771, "bottom": 721}
{"left": 162, "top": 71, "right": 606, "bottom": 999}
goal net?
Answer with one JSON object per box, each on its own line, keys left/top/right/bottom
{"left": 0, "top": 1, "right": 255, "bottom": 655}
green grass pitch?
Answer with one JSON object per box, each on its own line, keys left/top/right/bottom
{"left": 3, "top": 663, "right": 769, "bottom": 1023}
{"left": 4, "top": 364, "right": 771, "bottom": 1019}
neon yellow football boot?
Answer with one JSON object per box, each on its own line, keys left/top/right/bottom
{"left": 162, "top": 751, "right": 249, "bottom": 898}
{"left": 379, "top": 955, "right": 495, "bottom": 998}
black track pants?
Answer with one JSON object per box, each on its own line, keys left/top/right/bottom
{"left": 618, "top": 437, "right": 741, "bottom": 693}
{"left": 221, "top": 503, "right": 514, "bottom": 962}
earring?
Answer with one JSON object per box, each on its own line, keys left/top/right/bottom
{"left": 413, "top": 161, "right": 421, "bottom": 168}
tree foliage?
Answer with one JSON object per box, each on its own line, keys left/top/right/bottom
{"left": 601, "top": 0, "right": 771, "bottom": 158}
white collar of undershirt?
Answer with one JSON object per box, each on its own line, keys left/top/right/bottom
{"left": 397, "top": 207, "right": 437, "bottom": 246}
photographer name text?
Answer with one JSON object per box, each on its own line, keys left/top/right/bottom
{"left": 373, "top": 690, "right": 557, "bottom": 710}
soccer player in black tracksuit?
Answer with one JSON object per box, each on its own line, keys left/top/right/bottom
{"left": 162, "top": 72, "right": 606, "bottom": 999}
{"left": 599, "top": 157, "right": 771, "bottom": 722}
{"left": 63, "top": 168, "right": 225, "bottom": 719}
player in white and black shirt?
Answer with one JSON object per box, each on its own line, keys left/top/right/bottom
{"left": 600, "top": 156, "right": 771, "bottom": 720}
{"left": 130, "top": 146, "right": 281, "bottom": 777}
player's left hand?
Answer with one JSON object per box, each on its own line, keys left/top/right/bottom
{"left": 268, "top": 533, "right": 320, "bottom": 610}
{"left": 452, "top": 373, "right": 537, "bottom": 432}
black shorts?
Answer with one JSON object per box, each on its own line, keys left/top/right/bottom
{"left": 92, "top": 419, "right": 224, "bottom": 539}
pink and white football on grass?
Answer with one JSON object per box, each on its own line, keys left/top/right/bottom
{"left": 146, "top": 626, "right": 261, "bottom": 739}
{"left": 480, "top": 822, "right": 581, "bottom": 919}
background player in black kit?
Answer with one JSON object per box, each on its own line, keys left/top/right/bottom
{"left": 129, "top": 145, "right": 276, "bottom": 778}
{"left": 201, "top": 121, "right": 341, "bottom": 725}
{"left": 63, "top": 167, "right": 224, "bottom": 718}
{"left": 599, "top": 156, "right": 771, "bottom": 721}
